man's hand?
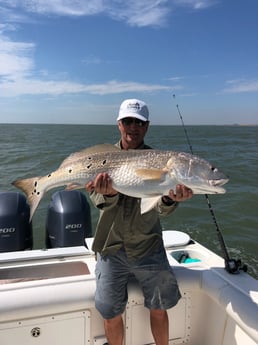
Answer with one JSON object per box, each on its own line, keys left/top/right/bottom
{"left": 169, "top": 184, "right": 193, "bottom": 202}
{"left": 85, "top": 173, "right": 118, "bottom": 196}
{"left": 162, "top": 184, "right": 193, "bottom": 204}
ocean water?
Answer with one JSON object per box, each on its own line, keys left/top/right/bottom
{"left": 0, "top": 124, "right": 257, "bottom": 279}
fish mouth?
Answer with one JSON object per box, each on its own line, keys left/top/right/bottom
{"left": 209, "top": 178, "right": 229, "bottom": 187}
{"left": 192, "top": 185, "right": 226, "bottom": 194}
{"left": 191, "top": 178, "right": 229, "bottom": 194}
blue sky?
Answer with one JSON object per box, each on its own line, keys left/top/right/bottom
{"left": 0, "top": 0, "right": 257, "bottom": 125}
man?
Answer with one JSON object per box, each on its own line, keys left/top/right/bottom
{"left": 86, "top": 99, "right": 193, "bottom": 345}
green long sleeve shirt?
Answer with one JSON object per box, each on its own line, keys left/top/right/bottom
{"left": 90, "top": 141, "right": 179, "bottom": 259}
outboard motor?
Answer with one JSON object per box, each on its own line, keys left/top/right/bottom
{"left": 46, "top": 190, "right": 92, "bottom": 248}
{"left": 0, "top": 191, "right": 33, "bottom": 252}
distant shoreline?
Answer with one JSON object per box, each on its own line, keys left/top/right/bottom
{"left": 0, "top": 123, "right": 258, "bottom": 127}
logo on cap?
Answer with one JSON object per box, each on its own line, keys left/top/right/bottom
{"left": 127, "top": 102, "right": 140, "bottom": 111}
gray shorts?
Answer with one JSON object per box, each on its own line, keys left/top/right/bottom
{"left": 95, "top": 246, "right": 181, "bottom": 319}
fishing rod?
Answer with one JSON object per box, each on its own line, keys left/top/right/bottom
{"left": 173, "top": 94, "right": 247, "bottom": 274}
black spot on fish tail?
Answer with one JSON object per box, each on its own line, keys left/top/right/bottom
{"left": 32, "top": 189, "right": 41, "bottom": 195}
{"left": 69, "top": 169, "right": 72, "bottom": 173}
{"left": 12, "top": 176, "right": 44, "bottom": 222}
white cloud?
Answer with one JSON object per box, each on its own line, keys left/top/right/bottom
{"left": 1, "top": 0, "right": 218, "bottom": 28}
{"left": 223, "top": 79, "right": 258, "bottom": 94}
{"left": 0, "top": 0, "right": 214, "bottom": 98}
{"left": 82, "top": 80, "right": 178, "bottom": 95}
{"left": 0, "top": 4, "right": 31, "bottom": 24}
{"left": 167, "top": 76, "right": 185, "bottom": 81}
{"left": 107, "top": 1, "right": 170, "bottom": 27}
{"left": 22, "top": 0, "right": 105, "bottom": 16}
{"left": 0, "top": 78, "right": 177, "bottom": 97}
{"left": 82, "top": 56, "right": 103, "bottom": 65}
{"left": 0, "top": 34, "right": 35, "bottom": 79}
{"left": 81, "top": 55, "right": 118, "bottom": 66}
{"left": 0, "top": 0, "right": 171, "bottom": 27}
{"left": 0, "top": 21, "right": 177, "bottom": 97}
{"left": 172, "top": 0, "right": 218, "bottom": 10}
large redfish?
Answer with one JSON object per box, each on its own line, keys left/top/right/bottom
{"left": 12, "top": 144, "right": 228, "bottom": 221}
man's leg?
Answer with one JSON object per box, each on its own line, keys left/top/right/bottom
{"left": 133, "top": 246, "right": 180, "bottom": 344}
{"left": 104, "top": 314, "right": 124, "bottom": 345}
{"left": 95, "top": 251, "right": 129, "bottom": 345}
{"left": 150, "top": 309, "right": 169, "bottom": 345}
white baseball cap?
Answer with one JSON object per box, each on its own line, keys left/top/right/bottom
{"left": 117, "top": 99, "right": 149, "bottom": 122}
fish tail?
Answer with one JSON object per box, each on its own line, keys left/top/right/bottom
{"left": 12, "top": 176, "right": 44, "bottom": 222}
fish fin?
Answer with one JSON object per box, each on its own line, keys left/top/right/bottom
{"left": 12, "top": 176, "right": 44, "bottom": 222}
{"left": 140, "top": 196, "right": 161, "bottom": 214}
{"left": 135, "top": 168, "right": 166, "bottom": 181}
{"left": 65, "top": 183, "right": 83, "bottom": 191}
{"left": 59, "top": 144, "right": 119, "bottom": 168}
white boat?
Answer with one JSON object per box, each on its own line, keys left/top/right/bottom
{"left": 0, "top": 230, "right": 257, "bottom": 345}
{"left": 0, "top": 192, "right": 257, "bottom": 345}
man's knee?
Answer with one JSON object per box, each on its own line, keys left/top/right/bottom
{"left": 150, "top": 309, "right": 168, "bottom": 320}
{"left": 95, "top": 298, "right": 126, "bottom": 319}
{"left": 104, "top": 314, "right": 123, "bottom": 325}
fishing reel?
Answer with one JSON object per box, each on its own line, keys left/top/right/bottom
{"left": 225, "top": 258, "right": 248, "bottom": 274}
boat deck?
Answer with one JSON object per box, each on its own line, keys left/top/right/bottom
{"left": 0, "top": 231, "right": 257, "bottom": 345}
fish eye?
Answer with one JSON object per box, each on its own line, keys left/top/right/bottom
{"left": 211, "top": 166, "right": 218, "bottom": 172}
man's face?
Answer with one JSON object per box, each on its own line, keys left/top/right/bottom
{"left": 118, "top": 117, "right": 149, "bottom": 149}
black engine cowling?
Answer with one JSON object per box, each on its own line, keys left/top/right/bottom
{"left": 0, "top": 191, "right": 32, "bottom": 252}
{"left": 46, "top": 190, "right": 92, "bottom": 248}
